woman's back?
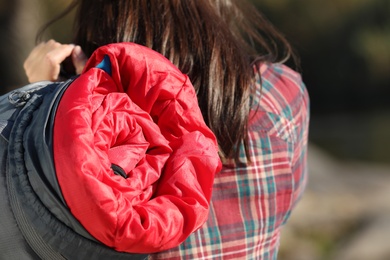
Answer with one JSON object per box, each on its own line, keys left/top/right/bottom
{"left": 152, "top": 62, "right": 309, "bottom": 259}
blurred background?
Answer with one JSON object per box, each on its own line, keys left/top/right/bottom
{"left": 0, "top": 0, "right": 389, "bottom": 259}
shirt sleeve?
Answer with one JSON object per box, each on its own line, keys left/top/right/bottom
{"left": 255, "top": 62, "right": 310, "bottom": 216}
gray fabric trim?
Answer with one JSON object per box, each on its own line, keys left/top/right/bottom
{"left": 0, "top": 120, "right": 8, "bottom": 142}
{"left": 0, "top": 136, "right": 41, "bottom": 259}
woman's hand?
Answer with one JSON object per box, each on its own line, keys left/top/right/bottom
{"left": 24, "top": 40, "right": 87, "bottom": 83}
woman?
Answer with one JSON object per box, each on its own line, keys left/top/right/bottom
{"left": 24, "top": 0, "right": 309, "bottom": 259}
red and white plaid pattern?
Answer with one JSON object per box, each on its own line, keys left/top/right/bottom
{"left": 151, "top": 63, "right": 310, "bottom": 260}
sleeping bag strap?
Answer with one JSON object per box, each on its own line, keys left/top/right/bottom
{"left": 7, "top": 88, "right": 67, "bottom": 259}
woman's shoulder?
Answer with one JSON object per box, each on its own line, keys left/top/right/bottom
{"left": 251, "top": 62, "right": 309, "bottom": 119}
{"left": 248, "top": 62, "right": 310, "bottom": 145}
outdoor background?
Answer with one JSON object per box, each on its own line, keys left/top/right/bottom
{"left": 0, "top": 0, "right": 389, "bottom": 259}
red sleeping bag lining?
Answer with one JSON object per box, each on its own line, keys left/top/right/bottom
{"left": 53, "top": 43, "right": 221, "bottom": 253}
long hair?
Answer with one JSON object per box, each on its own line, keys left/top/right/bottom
{"left": 38, "top": 0, "right": 295, "bottom": 164}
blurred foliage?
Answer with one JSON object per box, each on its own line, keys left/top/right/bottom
{"left": 38, "top": 0, "right": 75, "bottom": 43}
{"left": 252, "top": 0, "right": 390, "bottom": 113}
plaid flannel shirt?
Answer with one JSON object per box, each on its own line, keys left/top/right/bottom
{"left": 151, "top": 62, "right": 310, "bottom": 260}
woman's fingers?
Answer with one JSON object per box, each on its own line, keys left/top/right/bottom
{"left": 71, "top": 45, "right": 88, "bottom": 75}
{"left": 24, "top": 40, "right": 75, "bottom": 83}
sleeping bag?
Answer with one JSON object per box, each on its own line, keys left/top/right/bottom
{"left": 0, "top": 42, "right": 221, "bottom": 259}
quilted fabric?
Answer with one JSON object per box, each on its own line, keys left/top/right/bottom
{"left": 53, "top": 43, "right": 221, "bottom": 253}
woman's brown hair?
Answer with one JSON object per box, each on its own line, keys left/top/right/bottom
{"left": 38, "top": 0, "right": 294, "bottom": 164}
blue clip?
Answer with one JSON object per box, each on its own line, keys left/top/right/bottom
{"left": 96, "top": 55, "right": 112, "bottom": 76}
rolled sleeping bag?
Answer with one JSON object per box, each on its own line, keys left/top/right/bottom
{"left": 53, "top": 42, "right": 222, "bottom": 253}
